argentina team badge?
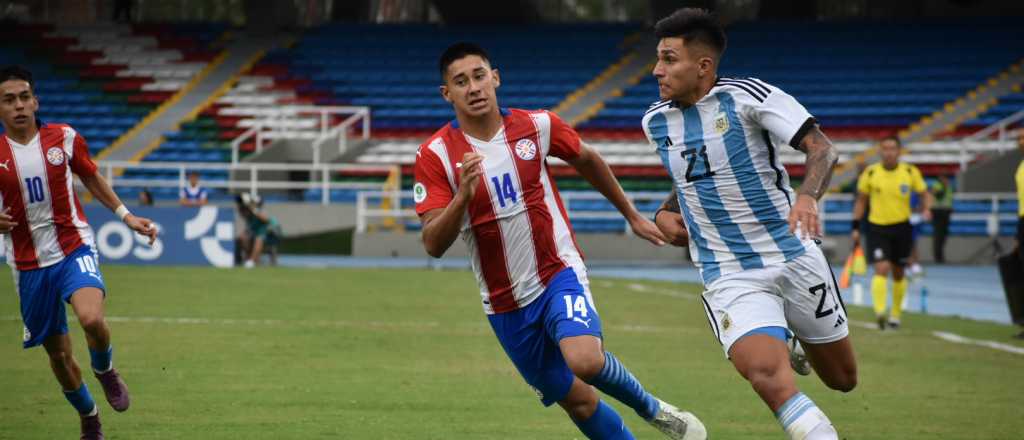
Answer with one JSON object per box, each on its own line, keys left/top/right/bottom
{"left": 515, "top": 139, "right": 537, "bottom": 161}
{"left": 714, "top": 111, "right": 729, "bottom": 134}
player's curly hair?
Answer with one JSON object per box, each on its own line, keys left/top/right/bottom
{"left": 438, "top": 42, "right": 491, "bottom": 82}
{"left": 0, "top": 65, "right": 33, "bottom": 87}
{"left": 654, "top": 8, "right": 727, "bottom": 57}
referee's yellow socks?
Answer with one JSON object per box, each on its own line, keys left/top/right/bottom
{"left": 891, "top": 278, "right": 908, "bottom": 322}
{"left": 871, "top": 275, "right": 888, "bottom": 316}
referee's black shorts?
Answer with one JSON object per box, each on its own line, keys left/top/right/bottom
{"left": 1017, "top": 216, "right": 1024, "bottom": 248}
{"left": 866, "top": 221, "right": 913, "bottom": 266}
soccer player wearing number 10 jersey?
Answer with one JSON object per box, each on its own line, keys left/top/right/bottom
{"left": 413, "top": 43, "right": 706, "bottom": 440}
{"left": 0, "top": 66, "right": 158, "bottom": 440}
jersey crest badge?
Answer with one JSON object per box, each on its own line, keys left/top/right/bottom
{"left": 46, "top": 147, "right": 65, "bottom": 166}
{"left": 413, "top": 182, "right": 427, "bottom": 203}
{"left": 515, "top": 139, "right": 537, "bottom": 161}
{"left": 714, "top": 111, "right": 729, "bottom": 134}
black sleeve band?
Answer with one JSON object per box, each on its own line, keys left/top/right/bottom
{"left": 789, "top": 117, "right": 817, "bottom": 149}
{"left": 851, "top": 219, "right": 861, "bottom": 231}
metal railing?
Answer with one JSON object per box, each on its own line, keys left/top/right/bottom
{"left": 965, "top": 109, "right": 1024, "bottom": 142}
{"left": 229, "top": 105, "right": 370, "bottom": 164}
{"left": 355, "top": 190, "right": 1020, "bottom": 235}
{"left": 97, "top": 160, "right": 394, "bottom": 205}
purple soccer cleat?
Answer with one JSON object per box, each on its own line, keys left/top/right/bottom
{"left": 80, "top": 413, "right": 104, "bottom": 440}
{"left": 94, "top": 368, "right": 131, "bottom": 412}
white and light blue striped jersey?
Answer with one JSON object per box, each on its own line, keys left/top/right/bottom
{"left": 642, "top": 77, "right": 817, "bottom": 285}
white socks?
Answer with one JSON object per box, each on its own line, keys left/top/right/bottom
{"left": 776, "top": 392, "right": 838, "bottom": 440}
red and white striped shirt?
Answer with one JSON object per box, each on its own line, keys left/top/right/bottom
{"left": 414, "top": 109, "right": 584, "bottom": 314}
{"left": 0, "top": 124, "right": 98, "bottom": 271}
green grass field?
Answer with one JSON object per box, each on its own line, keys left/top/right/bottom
{"left": 2, "top": 266, "right": 1023, "bottom": 439}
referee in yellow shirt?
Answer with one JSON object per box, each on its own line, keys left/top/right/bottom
{"left": 851, "top": 136, "right": 933, "bottom": 330}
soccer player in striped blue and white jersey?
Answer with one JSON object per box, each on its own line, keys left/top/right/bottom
{"left": 644, "top": 9, "right": 858, "bottom": 440}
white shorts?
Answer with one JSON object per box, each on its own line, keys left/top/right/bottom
{"left": 699, "top": 246, "right": 849, "bottom": 357}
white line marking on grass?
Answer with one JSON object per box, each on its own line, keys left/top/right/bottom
{"left": 932, "top": 331, "right": 1024, "bottom": 356}
{"left": 623, "top": 283, "right": 699, "bottom": 301}
{"left": 850, "top": 320, "right": 881, "bottom": 331}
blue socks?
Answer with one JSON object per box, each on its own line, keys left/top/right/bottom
{"left": 64, "top": 383, "right": 97, "bottom": 416}
{"left": 587, "top": 352, "right": 659, "bottom": 420}
{"left": 90, "top": 346, "right": 113, "bottom": 374}
{"left": 573, "top": 400, "right": 635, "bottom": 440}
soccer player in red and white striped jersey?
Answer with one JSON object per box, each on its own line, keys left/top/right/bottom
{"left": 414, "top": 43, "right": 706, "bottom": 440}
{"left": 0, "top": 66, "right": 157, "bottom": 440}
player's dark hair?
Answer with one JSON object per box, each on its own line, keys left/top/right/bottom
{"left": 0, "top": 65, "right": 33, "bottom": 88}
{"left": 880, "top": 135, "right": 902, "bottom": 147}
{"left": 439, "top": 42, "right": 490, "bottom": 82}
{"left": 654, "top": 8, "right": 727, "bottom": 57}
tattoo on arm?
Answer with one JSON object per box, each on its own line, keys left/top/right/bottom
{"left": 660, "top": 191, "right": 680, "bottom": 213}
{"left": 797, "top": 126, "right": 838, "bottom": 200}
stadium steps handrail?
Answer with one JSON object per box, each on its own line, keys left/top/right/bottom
{"left": 551, "top": 34, "right": 658, "bottom": 125}
{"left": 94, "top": 160, "right": 393, "bottom": 205}
{"left": 354, "top": 188, "right": 1018, "bottom": 234}
{"left": 829, "top": 58, "right": 1024, "bottom": 190}
{"left": 230, "top": 105, "right": 371, "bottom": 164}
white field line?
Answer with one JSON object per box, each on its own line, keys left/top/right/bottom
{"left": 932, "top": 331, "right": 1024, "bottom": 356}
{"left": 851, "top": 319, "right": 1023, "bottom": 356}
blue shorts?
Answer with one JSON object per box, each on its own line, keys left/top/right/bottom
{"left": 487, "top": 267, "right": 602, "bottom": 406}
{"left": 17, "top": 245, "right": 106, "bottom": 349}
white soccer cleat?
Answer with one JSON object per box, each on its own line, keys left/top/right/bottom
{"left": 789, "top": 338, "right": 812, "bottom": 376}
{"left": 647, "top": 398, "right": 707, "bottom": 440}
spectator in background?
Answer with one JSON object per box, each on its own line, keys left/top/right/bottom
{"left": 179, "top": 171, "right": 208, "bottom": 207}
{"left": 137, "top": 188, "right": 154, "bottom": 206}
{"left": 930, "top": 174, "right": 954, "bottom": 263}
{"left": 235, "top": 193, "right": 281, "bottom": 268}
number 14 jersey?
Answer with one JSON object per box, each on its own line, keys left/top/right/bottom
{"left": 642, "top": 77, "right": 818, "bottom": 285}
{"left": 414, "top": 108, "right": 584, "bottom": 315}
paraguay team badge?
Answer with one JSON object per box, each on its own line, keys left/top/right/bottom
{"left": 46, "top": 147, "right": 65, "bottom": 166}
{"left": 515, "top": 139, "right": 537, "bottom": 161}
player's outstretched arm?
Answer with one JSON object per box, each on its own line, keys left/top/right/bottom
{"left": 851, "top": 192, "right": 868, "bottom": 243}
{"left": 790, "top": 125, "right": 838, "bottom": 239}
{"left": 79, "top": 172, "right": 158, "bottom": 244}
{"left": 420, "top": 152, "right": 483, "bottom": 258}
{"left": 567, "top": 142, "right": 665, "bottom": 246}
{"left": 654, "top": 192, "right": 688, "bottom": 247}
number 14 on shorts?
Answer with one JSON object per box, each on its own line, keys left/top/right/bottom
{"left": 563, "top": 295, "right": 592, "bottom": 328}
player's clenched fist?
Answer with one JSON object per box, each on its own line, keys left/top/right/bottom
{"left": 0, "top": 208, "right": 18, "bottom": 233}
{"left": 456, "top": 152, "right": 484, "bottom": 202}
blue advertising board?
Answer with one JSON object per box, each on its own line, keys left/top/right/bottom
{"left": 1, "top": 206, "right": 236, "bottom": 267}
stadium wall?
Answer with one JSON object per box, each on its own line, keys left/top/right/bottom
{"left": 353, "top": 232, "right": 1015, "bottom": 265}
